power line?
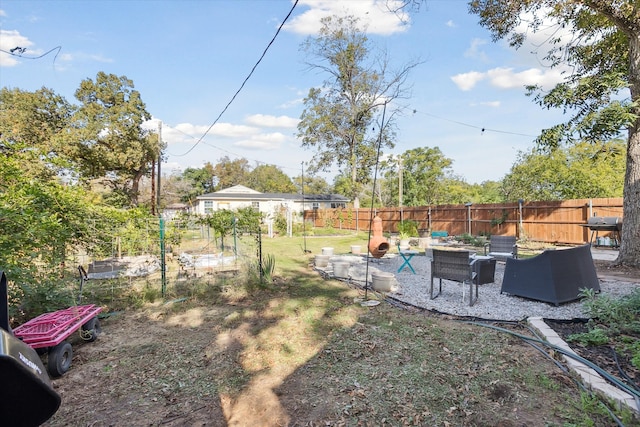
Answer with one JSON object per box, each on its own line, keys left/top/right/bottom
{"left": 161, "top": 121, "right": 304, "bottom": 173}
{"left": 0, "top": 46, "right": 62, "bottom": 63}
{"left": 413, "top": 109, "right": 538, "bottom": 138}
{"left": 174, "top": 0, "right": 299, "bottom": 157}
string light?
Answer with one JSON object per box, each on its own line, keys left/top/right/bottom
{"left": 412, "top": 109, "right": 537, "bottom": 137}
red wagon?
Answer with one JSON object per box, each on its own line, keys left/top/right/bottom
{"left": 13, "top": 304, "right": 102, "bottom": 377}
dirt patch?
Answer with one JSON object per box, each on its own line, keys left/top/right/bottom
{"left": 594, "top": 259, "right": 640, "bottom": 282}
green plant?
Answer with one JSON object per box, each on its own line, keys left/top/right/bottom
{"left": 457, "top": 233, "right": 485, "bottom": 247}
{"left": 10, "top": 276, "right": 76, "bottom": 325}
{"left": 142, "top": 282, "right": 161, "bottom": 303}
{"left": 580, "top": 288, "right": 640, "bottom": 335}
{"left": 567, "top": 327, "right": 610, "bottom": 346}
{"left": 490, "top": 209, "right": 509, "bottom": 227}
{"left": 274, "top": 210, "right": 288, "bottom": 235}
{"left": 397, "top": 220, "right": 418, "bottom": 238}
{"left": 261, "top": 253, "right": 276, "bottom": 284}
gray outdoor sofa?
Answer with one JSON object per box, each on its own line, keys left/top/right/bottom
{"left": 500, "top": 244, "right": 600, "bottom": 305}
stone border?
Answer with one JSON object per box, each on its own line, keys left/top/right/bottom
{"left": 528, "top": 317, "right": 639, "bottom": 415}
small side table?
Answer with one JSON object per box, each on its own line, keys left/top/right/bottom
{"left": 471, "top": 255, "right": 496, "bottom": 285}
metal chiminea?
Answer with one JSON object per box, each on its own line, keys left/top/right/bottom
{"left": 368, "top": 216, "right": 389, "bottom": 258}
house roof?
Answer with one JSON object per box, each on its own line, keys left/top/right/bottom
{"left": 196, "top": 185, "right": 349, "bottom": 203}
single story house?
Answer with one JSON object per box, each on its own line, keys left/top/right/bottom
{"left": 195, "top": 185, "right": 349, "bottom": 220}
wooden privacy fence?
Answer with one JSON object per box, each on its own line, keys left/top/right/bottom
{"left": 302, "top": 198, "right": 624, "bottom": 245}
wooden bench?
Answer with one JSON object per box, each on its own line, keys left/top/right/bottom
{"left": 431, "top": 231, "right": 448, "bottom": 238}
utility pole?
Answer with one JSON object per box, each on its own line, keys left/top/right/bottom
{"left": 150, "top": 158, "right": 156, "bottom": 216}
{"left": 398, "top": 156, "right": 403, "bottom": 222}
{"left": 157, "top": 121, "right": 162, "bottom": 216}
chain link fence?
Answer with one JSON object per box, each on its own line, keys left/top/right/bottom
{"left": 70, "top": 217, "right": 261, "bottom": 311}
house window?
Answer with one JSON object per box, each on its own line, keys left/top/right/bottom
{"left": 331, "top": 202, "right": 345, "bottom": 209}
{"left": 312, "top": 202, "right": 319, "bottom": 210}
{"left": 252, "top": 201, "right": 260, "bottom": 211}
{"left": 204, "top": 200, "right": 214, "bottom": 214}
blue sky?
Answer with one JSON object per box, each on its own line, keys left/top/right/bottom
{"left": 0, "top": 0, "right": 570, "bottom": 184}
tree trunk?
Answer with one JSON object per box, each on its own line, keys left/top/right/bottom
{"left": 130, "top": 170, "right": 144, "bottom": 206}
{"left": 351, "top": 138, "right": 360, "bottom": 209}
{"left": 619, "top": 33, "right": 640, "bottom": 267}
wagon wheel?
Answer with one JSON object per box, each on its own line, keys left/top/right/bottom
{"left": 48, "top": 341, "right": 73, "bottom": 377}
{"left": 80, "top": 316, "right": 101, "bottom": 342}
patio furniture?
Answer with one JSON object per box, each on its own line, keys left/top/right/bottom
{"left": 430, "top": 249, "right": 479, "bottom": 306}
{"left": 472, "top": 255, "right": 497, "bottom": 285}
{"left": 397, "top": 244, "right": 419, "bottom": 274}
{"left": 501, "top": 244, "right": 600, "bottom": 305}
{"left": 484, "top": 235, "right": 518, "bottom": 261}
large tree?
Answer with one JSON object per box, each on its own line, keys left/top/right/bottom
{"left": 388, "top": 147, "right": 455, "bottom": 206}
{"left": 297, "top": 15, "right": 420, "bottom": 208}
{"left": 0, "top": 87, "right": 72, "bottom": 179}
{"left": 65, "top": 72, "right": 163, "bottom": 207}
{"left": 503, "top": 140, "right": 626, "bottom": 202}
{"left": 246, "top": 164, "right": 296, "bottom": 193}
{"left": 294, "top": 173, "right": 331, "bottom": 195}
{"left": 178, "top": 163, "right": 217, "bottom": 203}
{"left": 466, "top": 0, "right": 640, "bottom": 266}
{"left": 211, "top": 156, "right": 250, "bottom": 190}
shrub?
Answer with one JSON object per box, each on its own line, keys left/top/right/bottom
{"left": 398, "top": 220, "right": 419, "bottom": 238}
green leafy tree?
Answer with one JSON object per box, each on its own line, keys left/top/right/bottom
{"left": 467, "top": 0, "right": 640, "bottom": 265}
{"left": 0, "top": 155, "right": 114, "bottom": 316}
{"left": 297, "top": 15, "right": 419, "bottom": 208}
{"left": 473, "top": 180, "right": 506, "bottom": 204}
{"left": 247, "top": 164, "right": 296, "bottom": 193}
{"left": 235, "top": 206, "right": 263, "bottom": 234}
{"left": 383, "top": 147, "right": 455, "bottom": 206}
{"left": 293, "top": 173, "right": 331, "bottom": 195}
{"left": 0, "top": 87, "right": 73, "bottom": 179}
{"left": 197, "top": 209, "right": 235, "bottom": 251}
{"left": 211, "top": 156, "right": 250, "bottom": 189}
{"left": 64, "top": 72, "right": 163, "bottom": 207}
{"left": 503, "top": 140, "right": 625, "bottom": 201}
{"left": 179, "top": 163, "right": 217, "bottom": 202}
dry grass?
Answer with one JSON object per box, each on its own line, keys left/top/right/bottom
{"left": 43, "top": 233, "right": 636, "bottom": 426}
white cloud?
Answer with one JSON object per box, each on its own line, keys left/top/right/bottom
{"left": 486, "top": 66, "right": 563, "bottom": 89}
{"left": 147, "top": 121, "right": 260, "bottom": 147}
{"left": 471, "top": 101, "right": 501, "bottom": 108}
{"left": 450, "top": 71, "right": 485, "bottom": 91}
{"left": 285, "top": 0, "right": 409, "bottom": 36}
{"left": 0, "top": 29, "right": 32, "bottom": 67}
{"left": 245, "top": 114, "right": 299, "bottom": 128}
{"left": 451, "top": 66, "right": 564, "bottom": 91}
{"left": 445, "top": 20, "right": 456, "bottom": 28}
{"left": 464, "top": 38, "right": 488, "bottom": 62}
{"left": 0, "top": 9, "right": 7, "bottom": 17}
{"left": 234, "top": 132, "right": 287, "bottom": 150}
